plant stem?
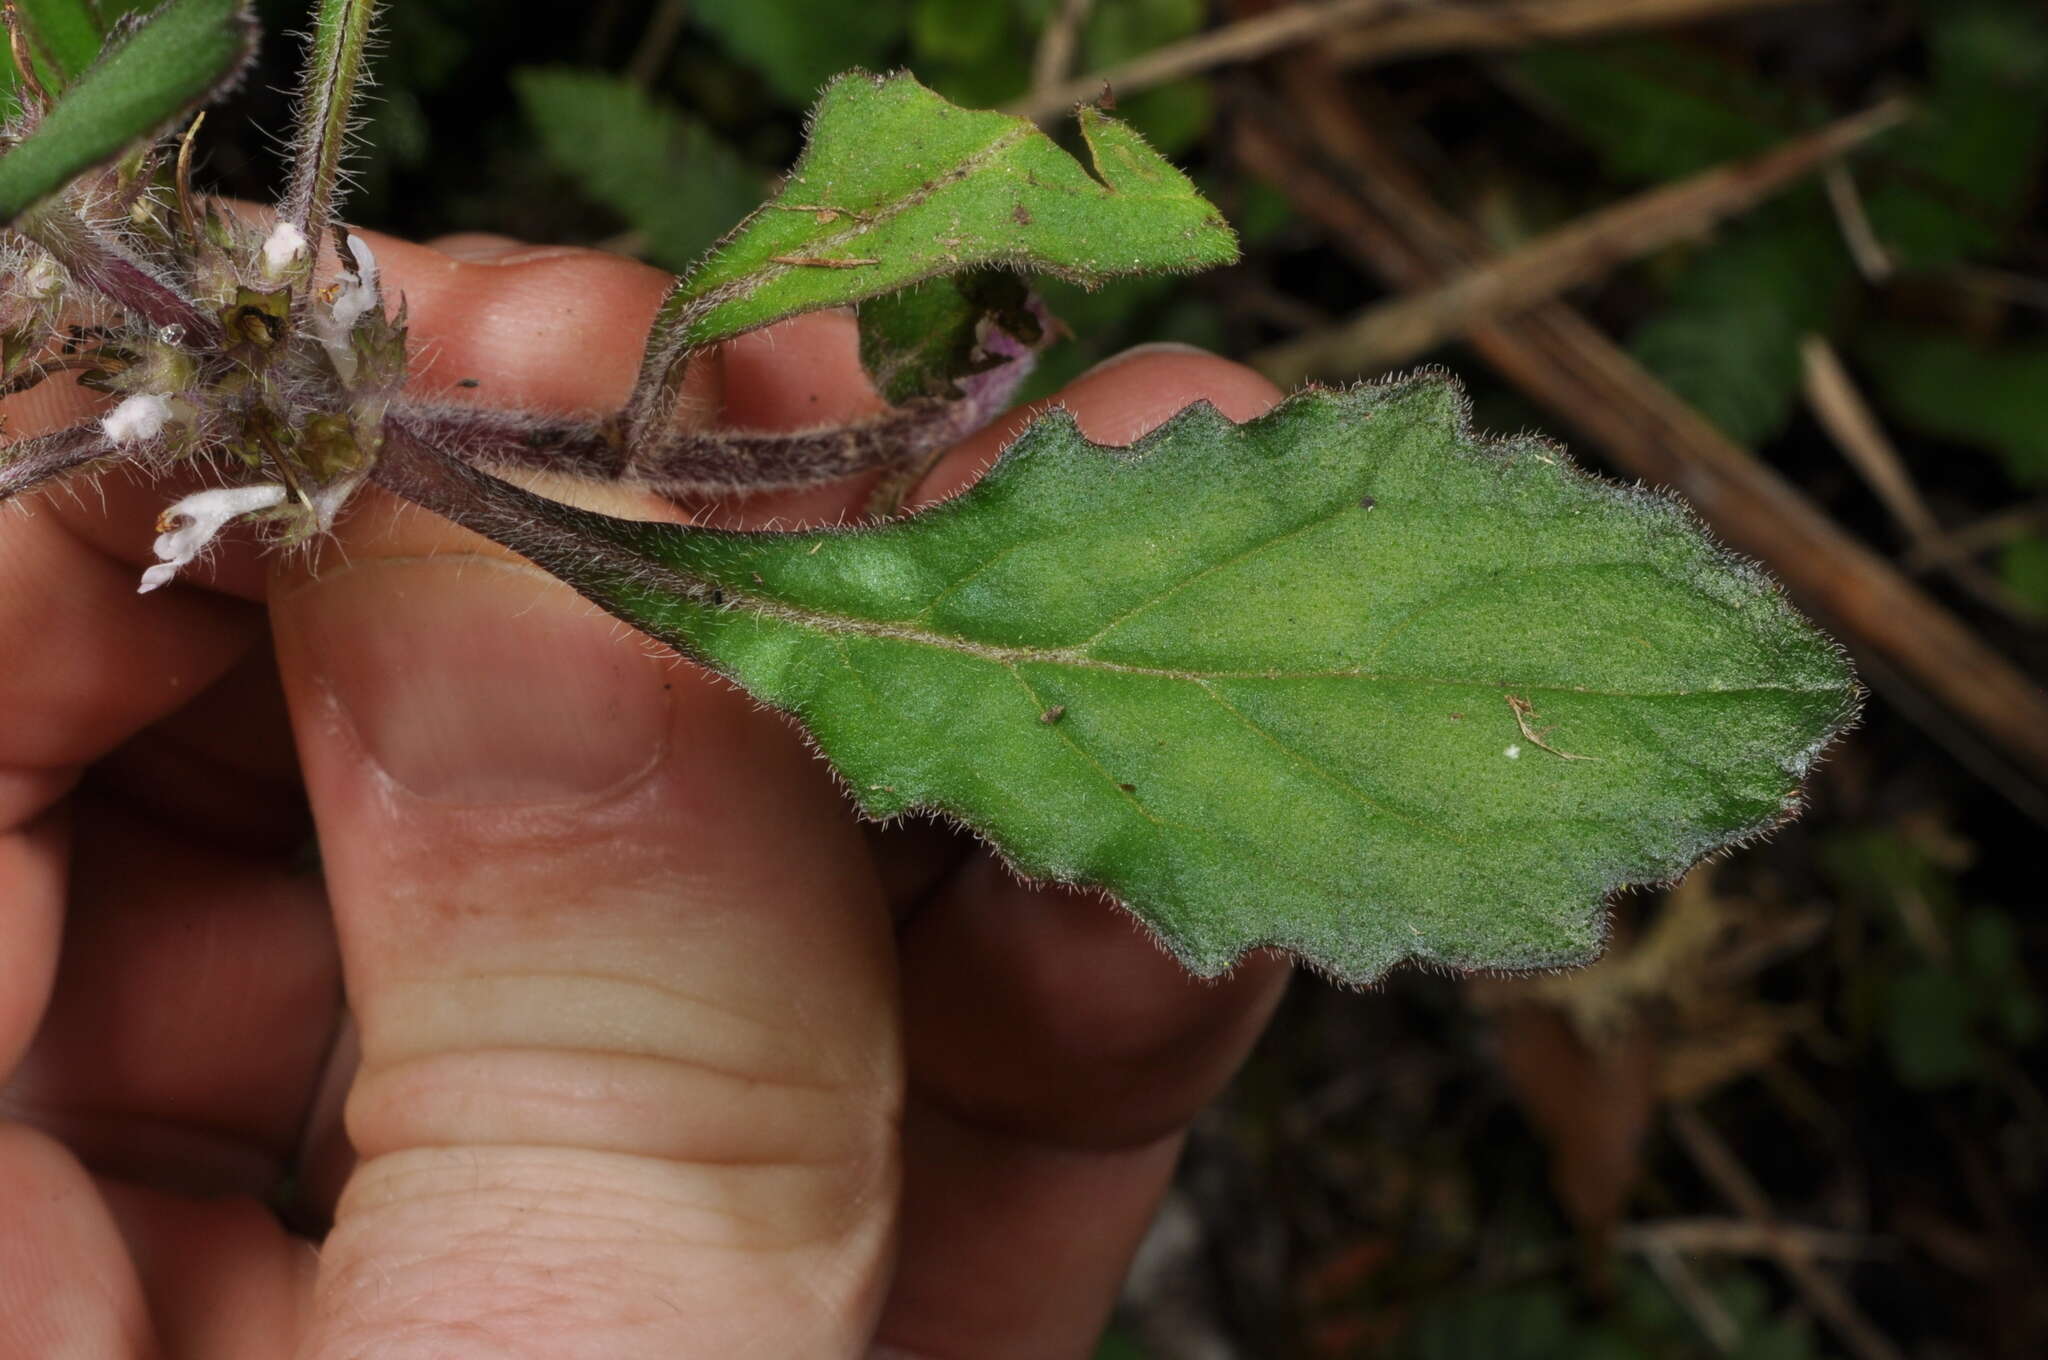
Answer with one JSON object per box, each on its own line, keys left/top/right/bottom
{"left": 16, "top": 199, "right": 216, "bottom": 336}
{"left": 282, "top": 0, "right": 379, "bottom": 262}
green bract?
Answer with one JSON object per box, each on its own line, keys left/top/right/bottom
{"left": 400, "top": 377, "right": 1857, "bottom": 984}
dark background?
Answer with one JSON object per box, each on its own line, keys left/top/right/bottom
{"left": 196, "top": 1, "right": 2048, "bottom": 1354}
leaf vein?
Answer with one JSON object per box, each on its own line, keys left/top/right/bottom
{"left": 1197, "top": 680, "right": 1471, "bottom": 849}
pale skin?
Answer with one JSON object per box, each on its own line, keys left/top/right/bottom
{"left": 0, "top": 226, "right": 1292, "bottom": 1359}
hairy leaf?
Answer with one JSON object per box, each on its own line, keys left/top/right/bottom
{"left": 383, "top": 376, "right": 1854, "bottom": 983}
{"left": 12, "top": 0, "right": 107, "bottom": 87}
{"left": 513, "top": 67, "right": 763, "bottom": 275}
{"left": 675, "top": 72, "right": 1234, "bottom": 339}
{"left": 629, "top": 70, "right": 1236, "bottom": 433}
{"left": 0, "top": 0, "right": 255, "bottom": 226}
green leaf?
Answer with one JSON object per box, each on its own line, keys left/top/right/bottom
{"left": 692, "top": 0, "right": 908, "bottom": 106}
{"left": 1864, "top": 2, "right": 2048, "bottom": 267}
{"left": 857, "top": 272, "right": 1040, "bottom": 405}
{"left": 2000, "top": 536, "right": 2048, "bottom": 613}
{"left": 627, "top": 70, "right": 1236, "bottom": 435}
{"left": 0, "top": 0, "right": 256, "bottom": 226}
{"left": 389, "top": 376, "right": 1854, "bottom": 983}
{"left": 1510, "top": 40, "right": 1802, "bottom": 183}
{"left": 1853, "top": 326, "right": 2048, "bottom": 486}
{"left": 12, "top": 0, "right": 108, "bottom": 87}
{"left": 1628, "top": 206, "right": 1849, "bottom": 445}
{"left": 661, "top": 71, "right": 1235, "bottom": 349}
{"left": 513, "top": 67, "right": 763, "bottom": 275}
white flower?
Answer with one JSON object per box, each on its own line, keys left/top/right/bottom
{"left": 329, "top": 234, "right": 381, "bottom": 331}
{"left": 101, "top": 393, "right": 174, "bottom": 444}
{"left": 319, "top": 234, "right": 383, "bottom": 379}
{"left": 137, "top": 484, "right": 288, "bottom": 594}
{"left": 261, "top": 221, "right": 310, "bottom": 277}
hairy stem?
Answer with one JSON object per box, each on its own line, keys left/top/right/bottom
{"left": 0, "top": 423, "right": 114, "bottom": 503}
{"left": 16, "top": 200, "right": 216, "bottom": 336}
{"left": 375, "top": 420, "right": 712, "bottom": 617}
{"left": 282, "top": 0, "right": 379, "bottom": 261}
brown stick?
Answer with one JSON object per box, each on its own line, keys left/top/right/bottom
{"left": 1255, "top": 99, "right": 1908, "bottom": 383}
{"left": 1008, "top": 0, "right": 1823, "bottom": 122}
{"left": 1234, "top": 72, "right": 2048, "bottom": 790}
{"left": 1030, "top": 0, "right": 1097, "bottom": 97}
{"left": 1671, "top": 1107, "right": 1907, "bottom": 1360}
{"left": 1331, "top": 0, "right": 1830, "bottom": 67}
{"left": 1008, "top": 0, "right": 1408, "bottom": 121}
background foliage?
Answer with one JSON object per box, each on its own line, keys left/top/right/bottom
{"left": 162, "top": 0, "right": 2048, "bottom": 1354}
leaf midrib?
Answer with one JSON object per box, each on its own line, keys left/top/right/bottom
{"left": 720, "top": 589, "right": 1835, "bottom": 700}
{"left": 678, "top": 120, "right": 1036, "bottom": 333}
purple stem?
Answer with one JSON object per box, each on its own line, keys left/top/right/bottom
{"left": 392, "top": 326, "right": 1037, "bottom": 495}
{"left": 0, "top": 423, "right": 115, "bottom": 504}
{"left": 19, "top": 204, "right": 217, "bottom": 339}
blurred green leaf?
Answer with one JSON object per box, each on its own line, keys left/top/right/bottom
{"left": 911, "top": 0, "right": 1011, "bottom": 65}
{"left": 1091, "top": 1329, "right": 1149, "bottom": 1360}
{"left": 1511, "top": 40, "right": 1801, "bottom": 182}
{"left": 1629, "top": 206, "right": 1848, "bottom": 446}
{"left": 2000, "top": 536, "right": 2048, "bottom": 613}
{"left": 1887, "top": 967, "right": 1983, "bottom": 1087}
{"left": 692, "top": 0, "right": 908, "bottom": 106}
{"left": 0, "top": 0, "right": 257, "bottom": 226}
{"left": 1864, "top": 1, "right": 2048, "bottom": 267}
{"left": 1853, "top": 327, "right": 2048, "bottom": 486}
{"left": 513, "top": 67, "right": 762, "bottom": 274}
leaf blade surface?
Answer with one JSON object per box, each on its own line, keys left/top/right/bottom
{"left": 387, "top": 378, "right": 1855, "bottom": 983}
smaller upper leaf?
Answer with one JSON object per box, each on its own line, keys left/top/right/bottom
{"left": 656, "top": 71, "right": 1237, "bottom": 352}
{"left": 0, "top": 0, "right": 256, "bottom": 225}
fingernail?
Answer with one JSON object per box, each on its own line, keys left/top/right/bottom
{"left": 285, "top": 556, "right": 672, "bottom": 805}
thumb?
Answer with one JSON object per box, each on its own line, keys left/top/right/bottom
{"left": 269, "top": 486, "right": 902, "bottom": 1360}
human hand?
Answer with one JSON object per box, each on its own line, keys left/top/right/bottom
{"left": 0, "top": 227, "right": 1290, "bottom": 1359}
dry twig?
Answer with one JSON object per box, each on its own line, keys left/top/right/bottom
{"left": 1620, "top": 1216, "right": 1888, "bottom": 1262}
{"left": 1008, "top": 0, "right": 1407, "bottom": 120}
{"left": 1256, "top": 100, "right": 1908, "bottom": 382}
{"left": 1011, "top": 0, "right": 1831, "bottom": 121}
{"left": 1823, "top": 163, "right": 1895, "bottom": 283}
{"left": 1671, "top": 1106, "right": 1907, "bottom": 1360}
{"left": 1331, "top": 0, "right": 1825, "bottom": 65}
{"left": 1800, "top": 335, "right": 2038, "bottom": 619}
{"left": 1030, "top": 0, "right": 1097, "bottom": 97}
